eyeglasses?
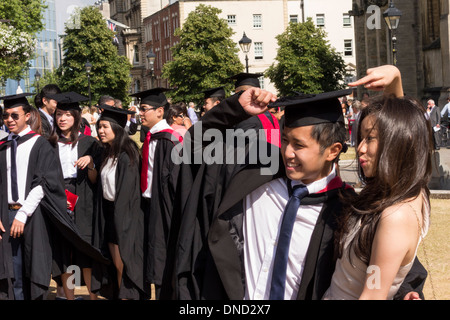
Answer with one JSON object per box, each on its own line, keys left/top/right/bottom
{"left": 2, "top": 113, "right": 25, "bottom": 121}
{"left": 176, "top": 114, "right": 185, "bottom": 118}
{"left": 140, "top": 107, "right": 158, "bottom": 113}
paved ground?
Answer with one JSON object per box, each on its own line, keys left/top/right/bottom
{"left": 339, "top": 147, "right": 450, "bottom": 197}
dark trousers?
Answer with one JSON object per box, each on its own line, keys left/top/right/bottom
{"left": 9, "top": 209, "right": 24, "bottom": 300}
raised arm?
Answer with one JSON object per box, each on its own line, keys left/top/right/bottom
{"left": 348, "top": 65, "right": 404, "bottom": 98}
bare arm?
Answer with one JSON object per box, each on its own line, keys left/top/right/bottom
{"left": 359, "top": 203, "right": 421, "bottom": 300}
{"left": 348, "top": 65, "right": 404, "bottom": 98}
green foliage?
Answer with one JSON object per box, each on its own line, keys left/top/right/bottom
{"left": 59, "top": 6, "right": 132, "bottom": 105}
{"left": 0, "top": 0, "right": 46, "bottom": 80}
{"left": 266, "top": 19, "right": 347, "bottom": 96}
{"left": 162, "top": 4, "right": 243, "bottom": 104}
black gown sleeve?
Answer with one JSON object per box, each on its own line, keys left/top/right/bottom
{"left": 393, "top": 257, "right": 428, "bottom": 300}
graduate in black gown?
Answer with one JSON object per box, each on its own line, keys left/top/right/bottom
{"left": 173, "top": 87, "right": 428, "bottom": 300}
{"left": 92, "top": 105, "right": 146, "bottom": 300}
{"left": 47, "top": 92, "right": 103, "bottom": 300}
{"left": 130, "top": 88, "right": 183, "bottom": 299}
{"left": 0, "top": 93, "right": 108, "bottom": 300}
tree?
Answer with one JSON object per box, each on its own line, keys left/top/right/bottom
{"left": 162, "top": 4, "right": 243, "bottom": 104}
{"left": 0, "top": 0, "right": 46, "bottom": 80}
{"left": 59, "top": 6, "right": 131, "bottom": 105}
{"left": 266, "top": 18, "right": 347, "bottom": 96}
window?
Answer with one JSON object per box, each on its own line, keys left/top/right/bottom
{"left": 253, "top": 14, "right": 262, "bottom": 28}
{"left": 227, "top": 15, "right": 236, "bottom": 25}
{"left": 258, "top": 76, "right": 265, "bottom": 89}
{"left": 344, "top": 39, "right": 353, "bottom": 56}
{"left": 343, "top": 13, "right": 351, "bottom": 27}
{"left": 289, "top": 15, "right": 298, "bottom": 23}
{"left": 133, "top": 44, "right": 140, "bottom": 64}
{"left": 316, "top": 14, "right": 325, "bottom": 27}
{"left": 254, "top": 42, "right": 263, "bottom": 59}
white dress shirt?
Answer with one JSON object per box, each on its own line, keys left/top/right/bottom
{"left": 101, "top": 157, "right": 118, "bottom": 201}
{"left": 6, "top": 126, "right": 44, "bottom": 224}
{"left": 142, "top": 119, "right": 172, "bottom": 199}
{"left": 57, "top": 141, "right": 78, "bottom": 179}
{"left": 243, "top": 166, "right": 337, "bottom": 300}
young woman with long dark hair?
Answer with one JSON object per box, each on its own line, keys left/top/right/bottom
{"left": 48, "top": 92, "right": 103, "bottom": 300}
{"left": 93, "top": 104, "right": 146, "bottom": 300}
{"left": 323, "top": 65, "right": 432, "bottom": 300}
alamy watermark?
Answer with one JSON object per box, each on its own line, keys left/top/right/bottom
{"left": 169, "top": 123, "right": 281, "bottom": 176}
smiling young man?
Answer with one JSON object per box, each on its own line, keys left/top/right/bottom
{"left": 130, "top": 88, "right": 183, "bottom": 298}
{"left": 0, "top": 93, "right": 107, "bottom": 300}
{"left": 172, "top": 87, "right": 427, "bottom": 301}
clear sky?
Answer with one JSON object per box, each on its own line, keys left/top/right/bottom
{"left": 55, "top": 0, "right": 97, "bottom": 34}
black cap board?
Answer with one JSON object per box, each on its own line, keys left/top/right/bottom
{"left": 0, "top": 93, "right": 33, "bottom": 109}
{"left": 228, "top": 72, "right": 263, "bottom": 89}
{"left": 98, "top": 104, "right": 135, "bottom": 128}
{"left": 47, "top": 92, "right": 89, "bottom": 111}
{"left": 202, "top": 87, "right": 225, "bottom": 99}
{"left": 130, "top": 88, "right": 171, "bottom": 108}
{"left": 270, "top": 89, "right": 352, "bottom": 128}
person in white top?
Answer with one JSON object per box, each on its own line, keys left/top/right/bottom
{"left": 47, "top": 92, "right": 102, "bottom": 300}
{"left": 95, "top": 104, "right": 146, "bottom": 299}
{"left": 323, "top": 65, "right": 431, "bottom": 300}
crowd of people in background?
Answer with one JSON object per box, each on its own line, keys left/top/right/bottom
{"left": 0, "top": 66, "right": 437, "bottom": 301}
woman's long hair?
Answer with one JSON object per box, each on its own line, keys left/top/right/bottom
{"left": 48, "top": 109, "right": 82, "bottom": 148}
{"left": 336, "top": 95, "right": 433, "bottom": 264}
{"left": 97, "top": 120, "right": 140, "bottom": 169}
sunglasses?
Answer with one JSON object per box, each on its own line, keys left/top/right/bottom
{"left": 2, "top": 113, "right": 25, "bottom": 121}
{"left": 140, "top": 107, "right": 158, "bottom": 113}
{"left": 176, "top": 114, "right": 185, "bottom": 118}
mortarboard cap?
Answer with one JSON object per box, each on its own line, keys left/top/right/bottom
{"left": 130, "top": 88, "right": 171, "bottom": 108}
{"left": 228, "top": 72, "right": 263, "bottom": 89}
{"left": 270, "top": 89, "right": 352, "bottom": 128}
{"left": 0, "top": 93, "right": 33, "bottom": 109}
{"left": 47, "top": 92, "right": 89, "bottom": 112}
{"left": 98, "top": 104, "right": 135, "bottom": 128}
{"left": 202, "top": 87, "right": 225, "bottom": 99}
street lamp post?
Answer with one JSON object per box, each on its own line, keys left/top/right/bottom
{"left": 239, "top": 32, "right": 252, "bottom": 73}
{"left": 383, "top": 0, "right": 402, "bottom": 66}
{"left": 146, "top": 49, "right": 156, "bottom": 89}
{"left": 34, "top": 70, "right": 41, "bottom": 93}
{"left": 85, "top": 60, "right": 92, "bottom": 107}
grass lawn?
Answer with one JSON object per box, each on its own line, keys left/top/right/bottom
{"left": 418, "top": 198, "right": 450, "bottom": 300}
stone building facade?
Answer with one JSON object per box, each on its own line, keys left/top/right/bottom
{"left": 351, "top": 0, "right": 450, "bottom": 108}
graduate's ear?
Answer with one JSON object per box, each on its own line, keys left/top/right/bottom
{"left": 156, "top": 106, "right": 165, "bottom": 119}
{"left": 325, "top": 142, "right": 343, "bottom": 162}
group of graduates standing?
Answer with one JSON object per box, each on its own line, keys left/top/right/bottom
{"left": 0, "top": 65, "right": 432, "bottom": 301}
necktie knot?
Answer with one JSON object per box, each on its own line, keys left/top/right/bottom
{"left": 11, "top": 134, "right": 19, "bottom": 141}
{"left": 291, "top": 184, "right": 309, "bottom": 199}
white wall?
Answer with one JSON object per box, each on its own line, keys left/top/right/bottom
{"left": 179, "top": 0, "right": 286, "bottom": 94}
{"left": 298, "top": 0, "right": 355, "bottom": 69}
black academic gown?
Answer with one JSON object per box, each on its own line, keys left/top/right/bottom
{"left": 51, "top": 134, "right": 103, "bottom": 280}
{"left": 143, "top": 130, "right": 183, "bottom": 299}
{"left": 0, "top": 133, "right": 108, "bottom": 300}
{"left": 91, "top": 151, "right": 146, "bottom": 300}
{"left": 173, "top": 93, "right": 428, "bottom": 300}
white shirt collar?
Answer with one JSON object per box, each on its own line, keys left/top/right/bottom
{"left": 150, "top": 119, "right": 171, "bottom": 134}
{"left": 9, "top": 126, "right": 31, "bottom": 139}
{"left": 291, "top": 165, "right": 337, "bottom": 194}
